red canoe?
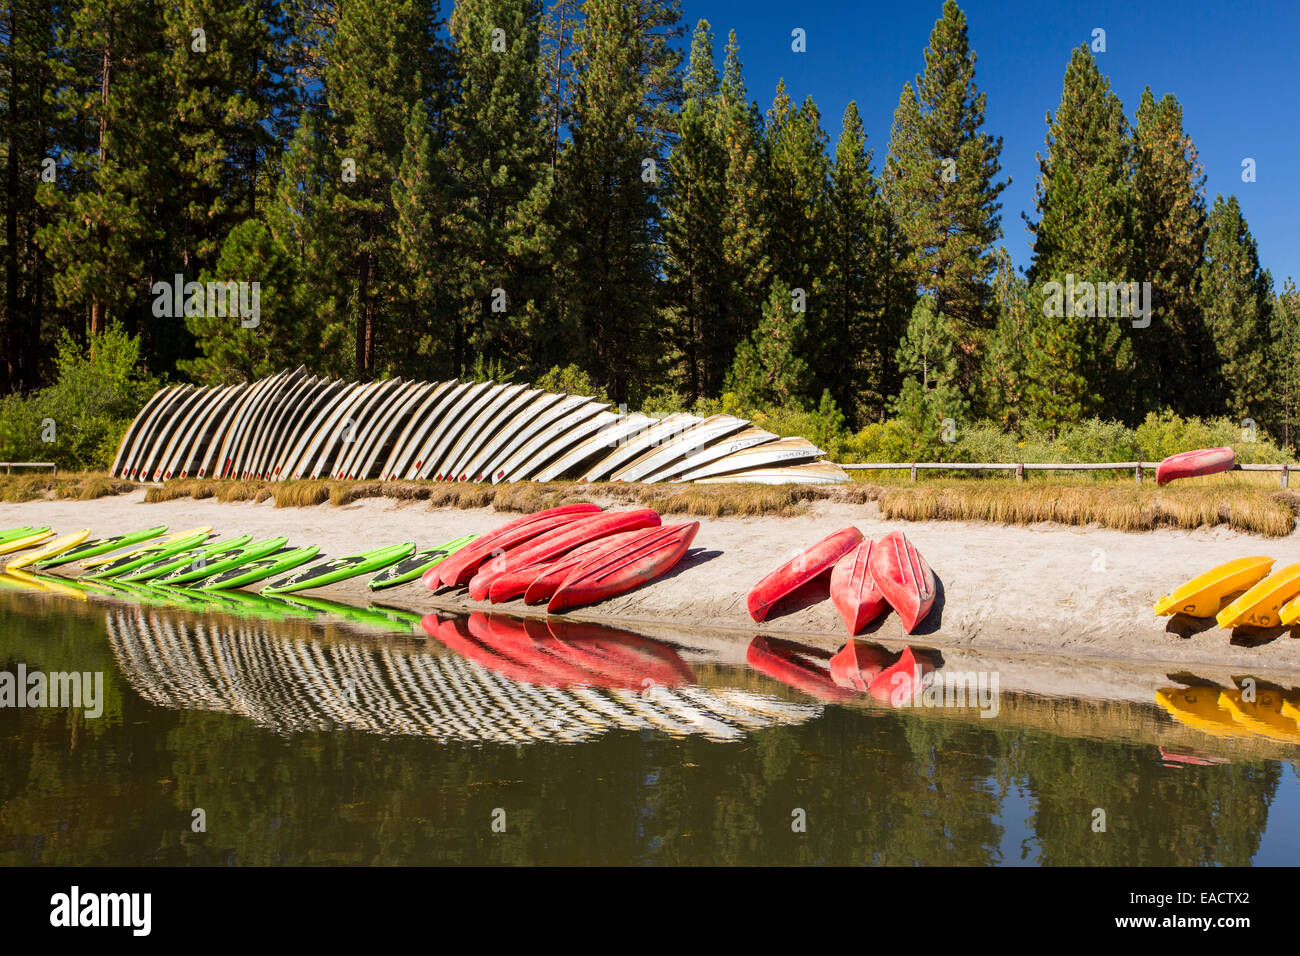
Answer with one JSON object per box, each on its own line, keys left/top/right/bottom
{"left": 519, "top": 530, "right": 650, "bottom": 605}
{"left": 548, "top": 522, "right": 699, "bottom": 613}
{"left": 745, "top": 636, "right": 858, "bottom": 702}
{"left": 746, "top": 527, "right": 865, "bottom": 622}
{"left": 429, "top": 503, "right": 602, "bottom": 588}
{"left": 829, "top": 541, "right": 888, "bottom": 635}
{"left": 867, "top": 530, "right": 936, "bottom": 633}
{"left": 866, "top": 646, "right": 934, "bottom": 705}
{"left": 828, "top": 639, "right": 890, "bottom": 691}
{"left": 1155, "top": 446, "right": 1235, "bottom": 486}
{"left": 468, "top": 508, "right": 661, "bottom": 601}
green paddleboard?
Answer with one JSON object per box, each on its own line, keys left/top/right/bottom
{"left": 195, "top": 545, "right": 321, "bottom": 590}
{"left": 85, "top": 531, "right": 214, "bottom": 579}
{"left": 157, "top": 536, "right": 289, "bottom": 585}
{"left": 0, "top": 526, "right": 41, "bottom": 546}
{"left": 277, "top": 593, "right": 417, "bottom": 630}
{"left": 35, "top": 525, "right": 168, "bottom": 569}
{"left": 367, "top": 533, "right": 478, "bottom": 591}
{"left": 262, "top": 542, "right": 414, "bottom": 595}
{"left": 115, "top": 535, "right": 253, "bottom": 583}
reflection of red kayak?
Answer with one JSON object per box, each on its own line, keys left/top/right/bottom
{"left": 828, "top": 640, "right": 889, "bottom": 691}
{"left": 867, "top": 646, "right": 934, "bottom": 705}
{"left": 1155, "top": 447, "right": 1234, "bottom": 486}
{"left": 830, "top": 541, "right": 887, "bottom": 634}
{"left": 423, "top": 611, "right": 694, "bottom": 689}
{"left": 1158, "top": 746, "right": 1229, "bottom": 767}
{"left": 747, "top": 527, "right": 863, "bottom": 622}
{"left": 469, "top": 509, "right": 661, "bottom": 601}
{"left": 548, "top": 522, "right": 699, "bottom": 612}
{"left": 868, "top": 531, "right": 936, "bottom": 633}
{"left": 430, "top": 504, "right": 602, "bottom": 588}
{"left": 745, "top": 635, "right": 858, "bottom": 702}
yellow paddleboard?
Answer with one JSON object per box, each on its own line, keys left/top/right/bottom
{"left": 1153, "top": 556, "right": 1274, "bottom": 617}
{"left": 0, "top": 528, "right": 55, "bottom": 556}
{"left": 5, "top": 568, "right": 87, "bottom": 602}
{"left": 6, "top": 528, "right": 91, "bottom": 571}
{"left": 1155, "top": 687, "right": 1248, "bottom": 738}
{"left": 1215, "top": 562, "right": 1300, "bottom": 628}
{"left": 79, "top": 526, "right": 213, "bottom": 568}
{"left": 1218, "top": 688, "right": 1300, "bottom": 744}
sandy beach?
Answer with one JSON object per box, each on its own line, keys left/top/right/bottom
{"left": 6, "top": 488, "right": 1300, "bottom": 678}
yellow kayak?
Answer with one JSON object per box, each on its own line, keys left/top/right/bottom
{"left": 1215, "top": 562, "right": 1300, "bottom": 628}
{"left": 1155, "top": 687, "right": 1248, "bottom": 738}
{"left": 0, "top": 528, "right": 55, "bottom": 556}
{"left": 6, "top": 528, "right": 91, "bottom": 571}
{"left": 79, "top": 526, "right": 213, "bottom": 568}
{"left": 1218, "top": 688, "right": 1300, "bottom": 743}
{"left": 1153, "top": 556, "right": 1274, "bottom": 617}
{"left": 1276, "top": 593, "right": 1300, "bottom": 626}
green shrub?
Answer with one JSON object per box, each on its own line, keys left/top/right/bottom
{"left": 535, "top": 364, "right": 610, "bottom": 404}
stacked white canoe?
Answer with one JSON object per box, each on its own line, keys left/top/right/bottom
{"left": 111, "top": 368, "right": 850, "bottom": 485}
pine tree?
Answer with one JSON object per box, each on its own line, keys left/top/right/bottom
{"left": 726, "top": 277, "right": 811, "bottom": 409}
{"left": 1131, "top": 88, "right": 1210, "bottom": 415}
{"left": 979, "top": 249, "right": 1032, "bottom": 427}
{"left": 823, "top": 101, "right": 910, "bottom": 426}
{"left": 551, "top": 0, "right": 683, "bottom": 403}
{"left": 890, "top": 297, "right": 968, "bottom": 457}
{"left": 659, "top": 19, "right": 727, "bottom": 402}
{"left": 1198, "top": 194, "right": 1273, "bottom": 423}
{"left": 1027, "top": 45, "right": 1137, "bottom": 420}
{"left": 1270, "top": 279, "right": 1300, "bottom": 451}
{"left": 883, "top": 0, "right": 1008, "bottom": 348}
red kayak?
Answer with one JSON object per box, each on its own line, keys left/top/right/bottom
{"left": 468, "top": 508, "right": 661, "bottom": 601}
{"left": 745, "top": 636, "right": 858, "bottom": 702}
{"left": 548, "top": 522, "right": 699, "bottom": 613}
{"left": 746, "top": 527, "right": 864, "bottom": 622}
{"left": 828, "top": 640, "right": 890, "bottom": 691}
{"left": 867, "top": 530, "right": 935, "bottom": 633}
{"left": 429, "top": 503, "right": 602, "bottom": 588}
{"left": 829, "top": 541, "right": 888, "bottom": 634}
{"left": 1155, "top": 446, "right": 1235, "bottom": 486}
{"left": 546, "top": 618, "right": 697, "bottom": 689}
{"left": 519, "top": 530, "right": 650, "bottom": 605}
{"left": 866, "top": 646, "right": 934, "bottom": 705}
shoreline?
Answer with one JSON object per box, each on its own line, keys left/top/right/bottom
{"left": 6, "top": 489, "right": 1300, "bottom": 678}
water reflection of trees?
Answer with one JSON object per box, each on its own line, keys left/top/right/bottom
{"left": 0, "top": 596, "right": 1287, "bottom": 865}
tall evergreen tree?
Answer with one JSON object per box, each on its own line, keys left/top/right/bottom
{"left": 883, "top": 0, "right": 1008, "bottom": 346}
{"left": 1198, "top": 194, "right": 1273, "bottom": 423}
{"left": 890, "top": 296, "right": 968, "bottom": 454}
{"left": 726, "top": 277, "right": 811, "bottom": 408}
{"left": 1026, "top": 45, "right": 1137, "bottom": 420}
{"left": 1131, "top": 88, "right": 1210, "bottom": 415}
{"left": 1270, "top": 279, "right": 1300, "bottom": 451}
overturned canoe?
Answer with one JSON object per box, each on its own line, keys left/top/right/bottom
{"left": 747, "top": 527, "right": 864, "bottom": 623}
{"left": 1155, "top": 446, "right": 1235, "bottom": 486}
{"left": 868, "top": 531, "right": 936, "bottom": 633}
{"left": 548, "top": 522, "right": 699, "bottom": 613}
{"left": 829, "top": 540, "right": 888, "bottom": 634}
{"left": 431, "top": 504, "right": 603, "bottom": 588}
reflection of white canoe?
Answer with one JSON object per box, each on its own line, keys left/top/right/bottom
{"left": 676, "top": 437, "right": 826, "bottom": 482}
{"left": 113, "top": 372, "right": 849, "bottom": 485}
{"left": 693, "top": 461, "right": 851, "bottom": 485}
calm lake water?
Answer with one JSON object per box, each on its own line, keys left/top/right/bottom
{"left": 1, "top": 580, "right": 1297, "bottom": 866}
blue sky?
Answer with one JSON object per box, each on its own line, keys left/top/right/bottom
{"left": 679, "top": 0, "right": 1300, "bottom": 288}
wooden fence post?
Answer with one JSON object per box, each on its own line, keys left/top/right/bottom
{"left": 910, "top": 463, "right": 917, "bottom": 482}
{"left": 1135, "top": 464, "right": 1143, "bottom": 484}
{"left": 1015, "top": 463, "right": 1024, "bottom": 484}
{"left": 1283, "top": 464, "right": 1289, "bottom": 489}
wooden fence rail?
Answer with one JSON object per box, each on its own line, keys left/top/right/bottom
{"left": 0, "top": 462, "right": 57, "bottom": 476}
{"left": 840, "top": 461, "right": 1292, "bottom": 488}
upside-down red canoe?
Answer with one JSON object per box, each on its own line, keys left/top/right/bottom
{"left": 745, "top": 636, "right": 858, "bottom": 702}
{"left": 829, "top": 540, "right": 888, "bottom": 634}
{"left": 867, "top": 530, "right": 936, "bottom": 633}
{"left": 429, "top": 503, "right": 602, "bottom": 588}
{"left": 467, "top": 508, "right": 661, "bottom": 601}
{"left": 517, "top": 530, "right": 650, "bottom": 605}
{"left": 1155, "top": 446, "right": 1235, "bottom": 486}
{"left": 547, "top": 521, "right": 699, "bottom": 613}
{"left": 828, "top": 639, "right": 890, "bottom": 691}
{"left": 746, "top": 526, "right": 864, "bottom": 622}
{"left": 866, "top": 646, "right": 934, "bottom": 705}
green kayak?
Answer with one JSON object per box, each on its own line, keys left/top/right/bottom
{"left": 277, "top": 593, "right": 418, "bottom": 630}
{"left": 35, "top": 525, "right": 168, "bottom": 569}
{"left": 84, "top": 531, "right": 214, "bottom": 579}
{"left": 156, "top": 536, "right": 289, "bottom": 585}
{"left": 195, "top": 545, "right": 321, "bottom": 590}
{"left": 262, "top": 542, "right": 414, "bottom": 595}
{"left": 115, "top": 535, "right": 253, "bottom": 583}
{"left": 367, "top": 533, "right": 478, "bottom": 591}
{"left": 203, "top": 588, "right": 320, "bottom": 621}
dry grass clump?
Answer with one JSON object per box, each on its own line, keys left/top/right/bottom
{"left": 878, "top": 481, "right": 1295, "bottom": 537}
{"left": 0, "top": 472, "right": 135, "bottom": 502}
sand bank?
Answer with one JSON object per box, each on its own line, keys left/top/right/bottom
{"left": 5, "top": 489, "right": 1300, "bottom": 677}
